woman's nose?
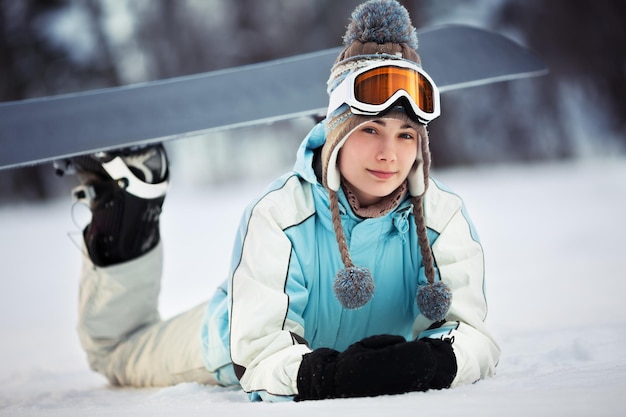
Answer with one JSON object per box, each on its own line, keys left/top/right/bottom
{"left": 376, "top": 137, "right": 396, "bottom": 161}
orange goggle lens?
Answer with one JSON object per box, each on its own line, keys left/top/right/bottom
{"left": 353, "top": 66, "right": 436, "bottom": 113}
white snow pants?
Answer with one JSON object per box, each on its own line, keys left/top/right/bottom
{"left": 76, "top": 242, "right": 218, "bottom": 387}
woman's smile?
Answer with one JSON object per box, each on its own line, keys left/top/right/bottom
{"left": 368, "top": 169, "right": 397, "bottom": 180}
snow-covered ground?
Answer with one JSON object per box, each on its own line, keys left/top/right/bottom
{"left": 1, "top": 158, "right": 625, "bottom": 416}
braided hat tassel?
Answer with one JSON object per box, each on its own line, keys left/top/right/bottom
{"left": 413, "top": 135, "right": 452, "bottom": 322}
{"left": 329, "top": 191, "right": 375, "bottom": 309}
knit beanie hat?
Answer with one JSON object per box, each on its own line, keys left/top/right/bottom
{"left": 323, "top": 0, "right": 451, "bottom": 322}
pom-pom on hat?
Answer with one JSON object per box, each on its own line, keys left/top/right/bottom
{"left": 323, "top": 0, "right": 426, "bottom": 198}
{"left": 323, "top": 0, "right": 451, "bottom": 322}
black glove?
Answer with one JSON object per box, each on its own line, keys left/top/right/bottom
{"left": 296, "top": 335, "right": 457, "bottom": 401}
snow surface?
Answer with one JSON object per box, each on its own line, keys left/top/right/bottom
{"left": 1, "top": 158, "right": 625, "bottom": 416}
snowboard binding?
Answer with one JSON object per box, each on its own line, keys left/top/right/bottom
{"left": 58, "top": 144, "right": 169, "bottom": 267}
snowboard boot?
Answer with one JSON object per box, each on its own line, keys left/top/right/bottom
{"left": 67, "top": 144, "right": 169, "bottom": 267}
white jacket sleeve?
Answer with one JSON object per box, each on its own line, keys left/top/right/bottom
{"left": 228, "top": 176, "right": 314, "bottom": 399}
{"left": 418, "top": 179, "right": 501, "bottom": 386}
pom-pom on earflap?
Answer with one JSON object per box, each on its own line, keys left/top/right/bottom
{"left": 416, "top": 281, "right": 452, "bottom": 322}
{"left": 343, "top": 0, "right": 418, "bottom": 50}
{"left": 333, "top": 266, "right": 375, "bottom": 309}
{"left": 328, "top": 189, "right": 375, "bottom": 309}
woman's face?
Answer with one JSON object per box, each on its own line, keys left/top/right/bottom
{"left": 338, "top": 118, "right": 419, "bottom": 206}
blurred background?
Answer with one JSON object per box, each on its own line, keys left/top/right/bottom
{"left": 1, "top": 0, "right": 624, "bottom": 202}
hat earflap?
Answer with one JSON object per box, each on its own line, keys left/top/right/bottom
{"left": 329, "top": 190, "right": 375, "bottom": 309}
{"left": 324, "top": 122, "right": 362, "bottom": 192}
{"left": 407, "top": 154, "right": 425, "bottom": 196}
{"left": 407, "top": 126, "right": 429, "bottom": 197}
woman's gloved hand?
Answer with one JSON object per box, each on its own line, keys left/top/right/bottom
{"left": 296, "top": 334, "right": 457, "bottom": 401}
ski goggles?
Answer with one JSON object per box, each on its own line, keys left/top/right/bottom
{"left": 327, "top": 60, "right": 440, "bottom": 125}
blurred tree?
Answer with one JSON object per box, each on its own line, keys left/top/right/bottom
{"left": 0, "top": 0, "right": 121, "bottom": 99}
{"left": 428, "top": 0, "right": 626, "bottom": 166}
{"left": 496, "top": 0, "right": 626, "bottom": 144}
{"left": 0, "top": 0, "right": 121, "bottom": 200}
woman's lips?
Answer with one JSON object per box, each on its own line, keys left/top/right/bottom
{"left": 368, "top": 170, "right": 396, "bottom": 179}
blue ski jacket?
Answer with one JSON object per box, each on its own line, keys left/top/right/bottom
{"left": 200, "top": 121, "right": 500, "bottom": 401}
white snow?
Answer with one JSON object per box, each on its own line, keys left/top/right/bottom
{"left": 1, "top": 158, "right": 625, "bottom": 416}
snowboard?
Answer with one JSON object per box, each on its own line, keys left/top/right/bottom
{"left": 0, "top": 24, "right": 546, "bottom": 171}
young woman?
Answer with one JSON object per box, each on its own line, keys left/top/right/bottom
{"left": 71, "top": 0, "right": 500, "bottom": 402}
